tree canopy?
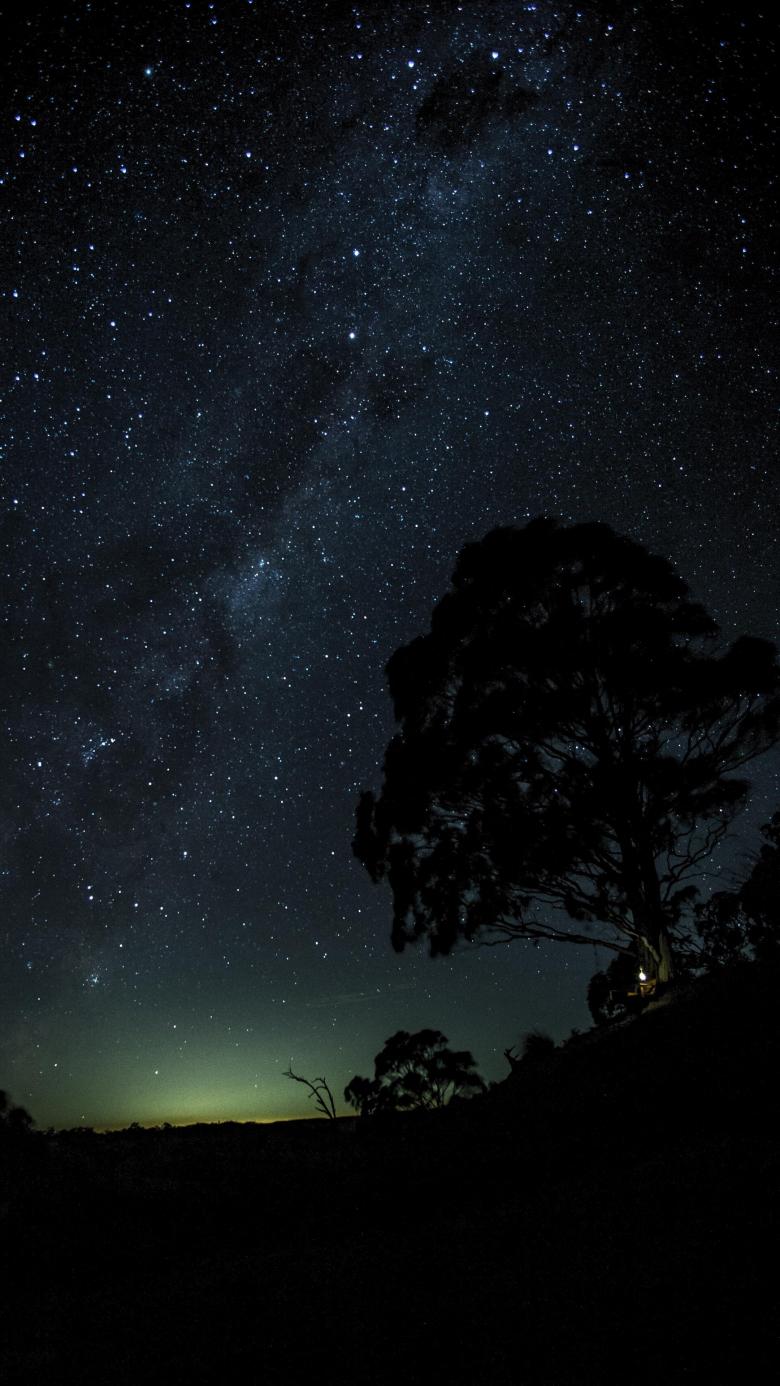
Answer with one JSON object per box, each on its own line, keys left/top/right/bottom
{"left": 355, "top": 518, "right": 779, "bottom": 982}
{"left": 696, "top": 810, "right": 780, "bottom": 967}
{"left": 344, "top": 1028, "right": 485, "bottom": 1115}
{"left": 0, "top": 1090, "right": 34, "bottom": 1136}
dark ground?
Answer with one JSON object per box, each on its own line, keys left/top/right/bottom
{"left": 3, "top": 961, "right": 778, "bottom": 1385}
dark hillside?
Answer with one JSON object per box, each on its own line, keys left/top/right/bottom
{"left": 481, "top": 958, "right": 780, "bottom": 1149}
{"left": 3, "top": 962, "right": 778, "bottom": 1385}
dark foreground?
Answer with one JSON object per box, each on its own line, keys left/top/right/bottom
{"left": 3, "top": 962, "right": 779, "bottom": 1385}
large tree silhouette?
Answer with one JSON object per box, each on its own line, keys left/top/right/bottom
{"left": 355, "top": 519, "right": 779, "bottom": 983}
{"left": 344, "top": 1029, "right": 485, "bottom": 1115}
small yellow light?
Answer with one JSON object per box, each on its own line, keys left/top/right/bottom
{"left": 638, "top": 969, "right": 647, "bottom": 982}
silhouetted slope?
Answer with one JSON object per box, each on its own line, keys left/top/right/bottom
{"left": 480, "top": 958, "right": 780, "bottom": 1150}
{"left": 3, "top": 962, "right": 778, "bottom": 1384}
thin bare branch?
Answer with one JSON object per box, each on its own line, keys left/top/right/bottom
{"left": 284, "top": 1066, "right": 337, "bottom": 1120}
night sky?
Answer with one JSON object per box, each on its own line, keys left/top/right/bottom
{"left": 2, "top": 0, "right": 777, "bottom": 1130}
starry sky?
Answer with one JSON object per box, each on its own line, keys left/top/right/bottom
{"left": 2, "top": 0, "right": 777, "bottom": 1130}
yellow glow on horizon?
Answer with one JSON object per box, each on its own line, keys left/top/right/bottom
{"left": 93, "top": 1111, "right": 327, "bottom": 1132}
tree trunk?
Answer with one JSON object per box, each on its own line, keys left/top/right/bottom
{"left": 656, "top": 927, "right": 674, "bottom": 984}
{"left": 627, "top": 833, "right": 675, "bottom": 985}
{"left": 638, "top": 924, "right": 674, "bottom": 985}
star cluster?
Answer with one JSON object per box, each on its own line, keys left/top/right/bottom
{"left": 2, "top": 1, "right": 777, "bottom": 1128}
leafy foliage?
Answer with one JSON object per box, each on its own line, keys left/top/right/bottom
{"left": 355, "top": 519, "right": 779, "bottom": 981}
{"left": 586, "top": 952, "right": 640, "bottom": 1025}
{"left": 504, "top": 1029, "right": 557, "bottom": 1070}
{"left": 518, "top": 1029, "right": 557, "bottom": 1061}
{"left": 0, "top": 1090, "right": 34, "bottom": 1135}
{"left": 344, "top": 1029, "right": 485, "bottom": 1116}
{"left": 696, "top": 811, "right": 780, "bottom": 966}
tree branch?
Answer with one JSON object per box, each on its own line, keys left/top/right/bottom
{"left": 284, "top": 1066, "right": 337, "bottom": 1120}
